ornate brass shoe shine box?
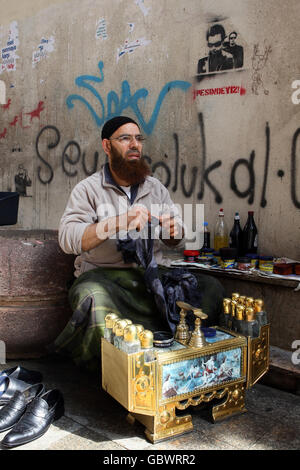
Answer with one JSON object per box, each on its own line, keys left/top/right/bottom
{"left": 101, "top": 318, "right": 269, "bottom": 443}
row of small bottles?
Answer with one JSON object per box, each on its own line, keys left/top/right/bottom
{"left": 221, "top": 293, "right": 268, "bottom": 338}
{"left": 104, "top": 313, "right": 155, "bottom": 359}
{"left": 202, "top": 209, "right": 258, "bottom": 256}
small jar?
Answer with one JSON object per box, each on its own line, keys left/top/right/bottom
{"left": 273, "top": 263, "right": 293, "bottom": 275}
{"left": 259, "top": 256, "right": 274, "bottom": 273}
{"left": 183, "top": 250, "right": 199, "bottom": 263}
{"left": 197, "top": 256, "right": 213, "bottom": 265}
{"left": 245, "top": 253, "right": 259, "bottom": 269}
{"left": 213, "top": 251, "right": 221, "bottom": 266}
{"left": 294, "top": 264, "right": 300, "bottom": 275}
{"left": 237, "top": 257, "right": 251, "bottom": 271}
{"left": 200, "top": 248, "right": 215, "bottom": 259}
{"left": 222, "top": 257, "right": 235, "bottom": 269}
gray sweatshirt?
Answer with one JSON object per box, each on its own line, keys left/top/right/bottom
{"left": 58, "top": 165, "right": 184, "bottom": 277}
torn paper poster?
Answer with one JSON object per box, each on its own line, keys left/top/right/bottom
{"left": 0, "top": 21, "right": 20, "bottom": 73}
{"left": 135, "top": 0, "right": 150, "bottom": 16}
{"left": 96, "top": 18, "right": 108, "bottom": 40}
{"left": 32, "top": 36, "right": 55, "bottom": 67}
{"left": 117, "top": 37, "right": 151, "bottom": 62}
{"left": 0, "top": 80, "right": 5, "bottom": 104}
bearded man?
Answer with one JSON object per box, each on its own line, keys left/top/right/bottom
{"left": 54, "top": 116, "right": 224, "bottom": 371}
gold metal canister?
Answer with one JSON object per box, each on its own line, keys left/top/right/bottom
{"left": 124, "top": 324, "right": 138, "bottom": 342}
{"left": 223, "top": 298, "right": 231, "bottom": 314}
{"left": 236, "top": 304, "right": 245, "bottom": 321}
{"left": 105, "top": 313, "right": 119, "bottom": 329}
{"left": 140, "top": 330, "right": 153, "bottom": 349}
{"left": 245, "top": 307, "right": 256, "bottom": 321}
{"left": 231, "top": 300, "right": 237, "bottom": 318}
{"left": 135, "top": 324, "right": 145, "bottom": 337}
{"left": 245, "top": 297, "right": 254, "bottom": 308}
{"left": 115, "top": 319, "right": 128, "bottom": 337}
{"left": 232, "top": 293, "right": 240, "bottom": 302}
{"left": 112, "top": 317, "right": 122, "bottom": 333}
{"left": 254, "top": 299, "right": 264, "bottom": 312}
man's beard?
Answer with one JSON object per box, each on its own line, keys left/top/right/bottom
{"left": 110, "top": 145, "right": 151, "bottom": 185}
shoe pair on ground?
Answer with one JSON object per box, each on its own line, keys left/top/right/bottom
{"left": 0, "top": 366, "right": 64, "bottom": 448}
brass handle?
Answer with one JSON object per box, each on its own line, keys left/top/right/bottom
{"left": 192, "top": 308, "right": 208, "bottom": 321}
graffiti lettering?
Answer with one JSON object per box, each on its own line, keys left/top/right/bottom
{"left": 152, "top": 161, "right": 171, "bottom": 188}
{"left": 66, "top": 61, "right": 191, "bottom": 135}
{"left": 260, "top": 122, "right": 270, "bottom": 208}
{"left": 36, "top": 125, "right": 58, "bottom": 184}
{"left": 62, "top": 141, "right": 81, "bottom": 177}
{"left": 36, "top": 125, "right": 100, "bottom": 185}
{"left": 197, "top": 113, "right": 222, "bottom": 203}
{"left": 193, "top": 85, "right": 246, "bottom": 99}
{"left": 35, "top": 119, "right": 299, "bottom": 209}
{"left": 291, "top": 128, "right": 300, "bottom": 209}
{"left": 82, "top": 150, "right": 99, "bottom": 176}
{"left": 231, "top": 151, "right": 255, "bottom": 204}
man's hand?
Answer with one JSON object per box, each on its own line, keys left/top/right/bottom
{"left": 159, "top": 213, "right": 184, "bottom": 245}
{"left": 119, "top": 205, "right": 151, "bottom": 233}
{"left": 82, "top": 206, "right": 151, "bottom": 252}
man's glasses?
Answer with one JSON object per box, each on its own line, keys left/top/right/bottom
{"left": 207, "top": 40, "right": 222, "bottom": 48}
{"left": 109, "top": 134, "right": 146, "bottom": 144}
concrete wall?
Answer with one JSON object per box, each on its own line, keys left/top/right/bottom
{"left": 0, "top": 0, "right": 299, "bottom": 259}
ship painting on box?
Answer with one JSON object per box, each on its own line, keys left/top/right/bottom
{"left": 162, "top": 347, "right": 242, "bottom": 398}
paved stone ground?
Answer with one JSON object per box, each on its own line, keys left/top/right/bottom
{"left": 0, "top": 354, "right": 299, "bottom": 451}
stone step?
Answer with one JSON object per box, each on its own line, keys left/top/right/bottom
{"left": 260, "top": 346, "right": 300, "bottom": 395}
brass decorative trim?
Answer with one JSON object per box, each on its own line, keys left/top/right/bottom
{"left": 157, "top": 327, "right": 248, "bottom": 406}
{"left": 247, "top": 324, "right": 270, "bottom": 388}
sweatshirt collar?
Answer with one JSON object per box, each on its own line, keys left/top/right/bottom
{"left": 103, "top": 162, "right": 142, "bottom": 205}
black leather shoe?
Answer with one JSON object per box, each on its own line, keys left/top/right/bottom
{"left": 0, "top": 383, "right": 45, "bottom": 433}
{"left": 0, "top": 377, "right": 32, "bottom": 406}
{"left": 0, "top": 366, "right": 43, "bottom": 385}
{"left": 1, "top": 389, "right": 64, "bottom": 448}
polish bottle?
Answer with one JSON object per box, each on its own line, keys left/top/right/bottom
{"left": 104, "top": 313, "right": 119, "bottom": 343}
{"left": 244, "top": 307, "right": 259, "bottom": 337}
{"left": 254, "top": 299, "right": 268, "bottom": 335}
{"left": 233, "top": 304, "right": 246, "bottom": 334}
{"left": 229, "top": 212, "right": 243, "bottom": 256}
{"left": 214, "top": 208, "right": 229, "bottom": 251}
{"left": 120, "top": 324, "right": 141, "bottom": 354}
{"left": 221, "top": 298, "right": 232, "bottom": 328}
{"left": 242, "top": 211, "right": 258, "bottom": 255}
{"left": 113, "top": 319, "right": 129, "bottom": 349}
{"left": 202, "top": 222, "right": 211, "bottom": 249}
{"left": 228, "top": 300, "right": 237, "bottom": 330}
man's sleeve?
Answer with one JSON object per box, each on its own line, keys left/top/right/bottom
{"left": 58, "top": 182, "right": 96, "bottom": 255}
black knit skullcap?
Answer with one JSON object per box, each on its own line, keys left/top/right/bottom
{"left": 101, "top": 116, "right": 140, "bottom": 140}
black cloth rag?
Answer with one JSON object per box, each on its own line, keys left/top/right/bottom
{"left": 116, "top": 221, "right": 203, "bottom": 335}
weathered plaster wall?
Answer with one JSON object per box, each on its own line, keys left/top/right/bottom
{"left": 0, "top": 0, "right": 299, "bottom": 259}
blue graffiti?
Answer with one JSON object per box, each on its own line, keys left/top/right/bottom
{"left": 66, "top": 61, "right": 191, "bottom": 135}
